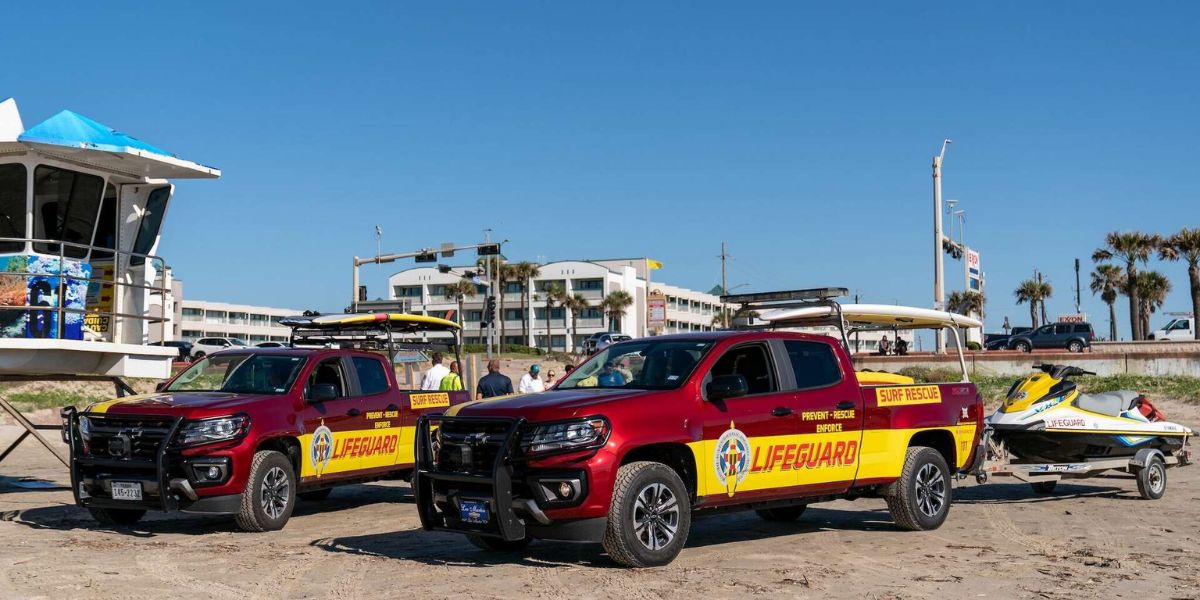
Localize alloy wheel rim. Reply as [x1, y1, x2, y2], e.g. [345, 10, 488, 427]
[261, 466, 290, 519]
[632, 482, 680, 551]
[914, 463, 946, 518]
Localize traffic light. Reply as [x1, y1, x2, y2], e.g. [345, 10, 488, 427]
[477, 243, 501, 256]
[357, 285, 367, 302]
[484, 295, 497, 327]
[414, 251, 438, 263]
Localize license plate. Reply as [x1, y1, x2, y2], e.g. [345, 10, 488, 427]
[459, 499, 489, 524]
[110, 481, 143, 501]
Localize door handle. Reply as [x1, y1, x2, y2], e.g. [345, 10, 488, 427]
[386, 404, 399, 411]
[346, 408, 361, 417]
[836, 401, 857, 410]
[771, 406, 793, 417]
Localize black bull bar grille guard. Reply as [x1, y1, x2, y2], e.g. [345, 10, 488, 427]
[61, 406, 186, 512]
[414, 415, 528, 541]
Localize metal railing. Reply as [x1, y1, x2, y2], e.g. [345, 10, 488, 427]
[0, 235, 171, 344]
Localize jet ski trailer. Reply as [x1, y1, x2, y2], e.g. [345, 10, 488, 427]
[970, 428, 1192, 500]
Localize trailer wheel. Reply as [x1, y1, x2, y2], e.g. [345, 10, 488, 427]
[88, 507, 145, 526]
[755, 505, 807, 522]
[1030, 481, 1057, 494]
[466, 534, 532, 552]
[235, 450, 296, 532]
[1136, 456, 1166, 500]
[886, 447, 952, 531]
[602, 461, 692, 567]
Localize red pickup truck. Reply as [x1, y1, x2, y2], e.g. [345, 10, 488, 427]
[415, 292, 985, 567]
[64, 314, 467, 531]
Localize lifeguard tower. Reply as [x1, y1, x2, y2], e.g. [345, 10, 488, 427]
[0, 97, 218, 466]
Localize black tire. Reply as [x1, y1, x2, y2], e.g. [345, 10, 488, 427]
[1013, 341, 1031, 353]
[886, 447, 952, 531]
[755, 505, 807, 522]
[1067, 340, 1084, 353]
[1136, 456, 1167, 500]
[602, 461, 692, 568]
[192, 351, 206, 359]
[88, 507, 145, 526]
[466, 534, 532, 552]
[235, 450, 296, 532]
[298, 488, 333, 501]
[1030, 481, 1057, 494]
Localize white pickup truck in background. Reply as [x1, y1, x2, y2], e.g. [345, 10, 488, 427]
[1149, 316, 1195, 341]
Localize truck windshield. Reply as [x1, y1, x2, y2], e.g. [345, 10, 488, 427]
[167, 354, 307, 394]
[557, 339, 714, 390]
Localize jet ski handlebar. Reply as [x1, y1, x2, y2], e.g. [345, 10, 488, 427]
[1033, 363, 1096, 378]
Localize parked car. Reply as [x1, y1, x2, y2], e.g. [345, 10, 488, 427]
[255, 341, 287, 348]
[414, 296, 984, 567]
[191, 337, 249, 358]
[582, 332, 632, 354]
[1149, 317, 1194, 341]
[157, 340, 194, 362]
[63, 315, 468, 531]
[1007, 322, 1094, 352]
[984, 327, 1031, 350]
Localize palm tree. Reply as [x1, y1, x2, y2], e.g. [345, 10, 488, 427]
[443, 279, 478, 328]
[1134, 271, 1171, 340]
[946, 290, 985, 318]
[1014, 278, 1052, 328]
[600, 290, 634, 332]
[1093, 231, 1161, 340]
[534, 282, 565, 355]
[1159, 228, 1200, 340]
[511, 261, 541, 346]
[563, 293, 592, 354]
[1090, 264, 1124, 341]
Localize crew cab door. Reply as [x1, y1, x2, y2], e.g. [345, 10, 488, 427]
[299, 357, 364, 483]
[697, 341, 802, 504]
[777, 339, 863, 495]
[346, 355, 407, 469]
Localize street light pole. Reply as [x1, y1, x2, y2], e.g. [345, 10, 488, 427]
[933, 139, 952, 353]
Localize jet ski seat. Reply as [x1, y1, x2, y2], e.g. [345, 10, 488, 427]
[1075, 390, 1142, 417]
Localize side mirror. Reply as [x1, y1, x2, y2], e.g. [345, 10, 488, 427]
[706, 374, 749, 402]
[155, 382, 168, 392]
[309, 383, 339, 402]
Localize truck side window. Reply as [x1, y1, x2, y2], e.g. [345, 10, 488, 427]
[308, 359, 347, 399]
[352, 357, 389, 395]
[783, 340, 842, 390]
[709, 344, 776, 395]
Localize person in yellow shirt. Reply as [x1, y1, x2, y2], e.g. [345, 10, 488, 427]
[439, 360, 464, 391]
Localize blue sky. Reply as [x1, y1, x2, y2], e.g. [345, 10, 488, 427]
[4, 2, 1198, 338]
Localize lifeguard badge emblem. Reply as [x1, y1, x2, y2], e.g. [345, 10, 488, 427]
[714, 421, 750, 497]
[310, 422, 334, 479]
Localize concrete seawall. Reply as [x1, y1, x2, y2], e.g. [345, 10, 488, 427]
[854, 349, 1200, 377]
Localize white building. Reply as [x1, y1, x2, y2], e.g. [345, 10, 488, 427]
[177, 299, 302, 344]
[386, 258, 725, 351]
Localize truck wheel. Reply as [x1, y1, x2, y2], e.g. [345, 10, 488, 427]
[602, 461, 691, 568]
[755, 505, 807, 522]
[886, 447, 952, 531]
[1030, 481, 1057, 494]
[235, 450, 296, 532]
[1067, 340, 1083, 353]
[1136, 456, 1166, 500]
[298, 488, 333, 501]
[88, 507, 145, 526]
[466, 534, 532, 552]
[1013, 341, 1031, 353]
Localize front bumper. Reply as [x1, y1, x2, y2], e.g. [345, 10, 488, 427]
[413, 416, 606, 543]
[62, 407, 243, 514]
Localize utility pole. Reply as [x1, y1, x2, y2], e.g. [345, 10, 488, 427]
[719, 242, 729, 327]
[933, 139, 952, 353]
[1036, 268, 1048, 326]
[483, 228, 494, 359]
[1074, 258, 1082, 314]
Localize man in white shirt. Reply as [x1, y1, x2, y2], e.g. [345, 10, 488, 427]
[518, 364, 545, 394]
[420, 352, 450, 391]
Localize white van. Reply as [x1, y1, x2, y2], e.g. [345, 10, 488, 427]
[1149, 317, 1194, 341]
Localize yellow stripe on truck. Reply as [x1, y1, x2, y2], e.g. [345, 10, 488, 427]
[85, 394, 159, 414]
[688, 425, 979, 498]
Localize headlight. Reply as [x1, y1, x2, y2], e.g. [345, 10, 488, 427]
[78, 415, 92, 441]
[177, 415, 250, 447]
[521, 417, 610, 456]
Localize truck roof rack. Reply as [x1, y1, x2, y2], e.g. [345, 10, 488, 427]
[284, 313, 461, 363]
[720, 287, 848, 307]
